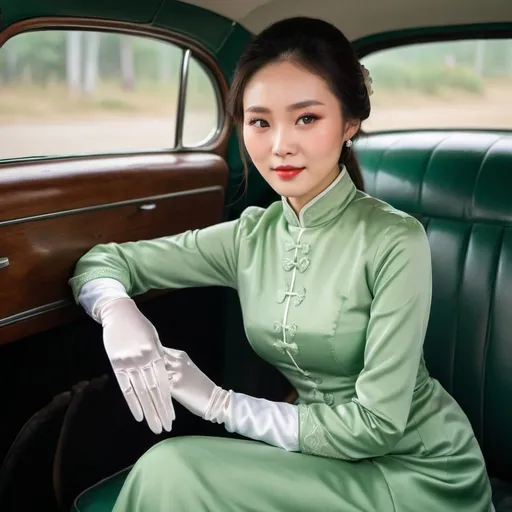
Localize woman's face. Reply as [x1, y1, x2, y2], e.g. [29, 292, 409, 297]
[242, 60, 359, 212]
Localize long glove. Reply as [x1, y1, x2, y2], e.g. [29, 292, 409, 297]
[78, 278, 175, 435]
[163, 347, 299, 451]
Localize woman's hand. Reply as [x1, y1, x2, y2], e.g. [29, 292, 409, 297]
[98, 297, 175, 434]
[163, 347, 229, 421]
[162, 347, 299, 452]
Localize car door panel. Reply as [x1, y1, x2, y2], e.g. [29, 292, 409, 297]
[0, 153, 228, 344]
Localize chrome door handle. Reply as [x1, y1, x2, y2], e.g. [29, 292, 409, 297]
[0, 257, 9, 269]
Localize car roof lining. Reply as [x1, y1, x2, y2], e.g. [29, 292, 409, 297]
[181, 0, 511, 40]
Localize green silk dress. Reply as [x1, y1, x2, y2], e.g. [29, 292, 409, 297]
[69, 170, 494, 512]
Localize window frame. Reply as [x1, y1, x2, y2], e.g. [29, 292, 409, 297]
[354, 22, 512, 61]
[0, 16, 229, 161]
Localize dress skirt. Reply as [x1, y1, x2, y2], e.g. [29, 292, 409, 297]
[112, 436, 395, 512]
[112, 415, 494, 512]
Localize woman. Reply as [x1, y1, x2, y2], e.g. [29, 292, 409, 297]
[69, 17, 494, 512]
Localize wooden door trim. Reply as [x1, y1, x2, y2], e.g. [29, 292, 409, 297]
[0, 299, 71, 328]
[0, 152, 229, 221]
[0, 152, 229, 344]
[0, 185, 223, 227]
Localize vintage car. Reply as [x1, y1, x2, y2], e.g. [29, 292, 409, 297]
[0, 0, 511, 510]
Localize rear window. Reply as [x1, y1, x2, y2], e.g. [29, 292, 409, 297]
[360, 38, 512, 132]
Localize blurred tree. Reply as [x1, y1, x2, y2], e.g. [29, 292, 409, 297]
[120, 37, 134, 90]
[66, 31, 82, 96]
[83, 32, 100, 95]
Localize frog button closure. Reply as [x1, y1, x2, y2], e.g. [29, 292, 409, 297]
[323, 393, 335, 406]
[273, 230, 311, 374]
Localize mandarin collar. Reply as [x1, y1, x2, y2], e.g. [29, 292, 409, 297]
[281, 168, 356, 228]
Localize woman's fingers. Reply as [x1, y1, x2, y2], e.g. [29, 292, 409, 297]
[114, 369, 144, 422]
[129, 369, 163, 434]
[141, 360, 175, 431]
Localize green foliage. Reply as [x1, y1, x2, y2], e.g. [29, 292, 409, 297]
[368, 61, 485, 95]
[362, 38, 512, 96]
[0, 29, 185, 88]
[0, 28, 216, 112]
[95, 98, 138, 111]
[1, 30, 67, 84]
[438, 67, 485, 94]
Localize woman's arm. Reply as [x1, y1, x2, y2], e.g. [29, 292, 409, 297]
[69, 207, 264, 302]
[67, 207, 263, 434]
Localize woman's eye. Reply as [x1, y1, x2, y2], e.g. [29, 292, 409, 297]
[297, 115, 318, 125]
[248, 118, 269, 128]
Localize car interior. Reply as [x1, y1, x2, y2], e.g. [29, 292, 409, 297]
[0, 0, 511, 510]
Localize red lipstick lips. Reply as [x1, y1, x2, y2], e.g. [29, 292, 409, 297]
[274, 165, 304, 180]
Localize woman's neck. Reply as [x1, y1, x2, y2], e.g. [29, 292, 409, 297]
[287, 166, 341, 215]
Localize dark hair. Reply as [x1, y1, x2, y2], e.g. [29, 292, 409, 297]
[227, 16, 371, 192]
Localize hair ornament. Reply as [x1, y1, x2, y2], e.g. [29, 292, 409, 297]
[361, 64, 374, 96]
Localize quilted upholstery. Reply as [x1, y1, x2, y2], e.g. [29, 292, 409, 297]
[358, 130, 512, 487]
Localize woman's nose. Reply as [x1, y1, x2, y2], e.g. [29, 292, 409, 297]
[272, 127, 298, 157]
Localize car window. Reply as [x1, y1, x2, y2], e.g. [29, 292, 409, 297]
[0, 29, 221, 160]
[360, 38, 512, 132]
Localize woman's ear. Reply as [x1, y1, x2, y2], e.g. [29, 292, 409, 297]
[343, 119, 361, 144]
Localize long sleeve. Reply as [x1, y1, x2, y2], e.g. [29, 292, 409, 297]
[69, 207, 263, 302]
[298, 216, 432, 461]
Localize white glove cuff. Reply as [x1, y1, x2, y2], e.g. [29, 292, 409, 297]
[223, 391, 299, 452]
[78, 277, 130, 322]
[204, 385, 230, 423]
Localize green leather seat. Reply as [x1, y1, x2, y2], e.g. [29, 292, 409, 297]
[73, 468, 130, 512]
[359, 130, 512, 510]
[73, 130, 512, 511]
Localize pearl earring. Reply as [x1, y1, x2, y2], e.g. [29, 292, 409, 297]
[346, 139, 353, 148]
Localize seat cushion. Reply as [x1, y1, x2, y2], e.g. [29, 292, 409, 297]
[72, 467, 130, 512]
[492, 478, 512, 512]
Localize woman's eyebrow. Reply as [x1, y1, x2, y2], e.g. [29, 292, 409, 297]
[245, 100, 324, 113]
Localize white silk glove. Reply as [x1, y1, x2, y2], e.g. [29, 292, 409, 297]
[78, 277, 130, 323]
[162, 347, 229, 421]
[78, 278, 175, 435]
[163, 348, 299, 451]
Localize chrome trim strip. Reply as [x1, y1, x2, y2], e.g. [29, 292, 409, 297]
[0, 299, 72, 328]
[175, 48, 191, 150]
[0, 185, 223, 227]
[182, 50, 225, 149]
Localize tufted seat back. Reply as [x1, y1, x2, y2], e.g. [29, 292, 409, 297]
[358, 131, 512, 483]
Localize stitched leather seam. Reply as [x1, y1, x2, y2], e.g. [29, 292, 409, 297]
[419, 133, 453, 211]
[469, 135, 506, 219]
[480, 226, 506, 451]
[450, 223, 473, 393]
